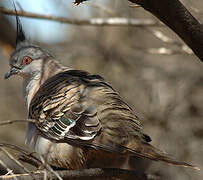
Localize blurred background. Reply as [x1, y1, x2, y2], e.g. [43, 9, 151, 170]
[0, 0, 202, 179]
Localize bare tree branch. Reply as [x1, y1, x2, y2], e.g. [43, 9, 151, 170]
[0, 7, 162, 27]
[0, 142, 163, 180]
[86, 2, 116, 15]
[1, 5, 192, 56]
[0, 147, 36, 180]
[137, 47, 193, 55]
[0, 119, 35, 126]
[141, 28, 193, 55]
[74, 0, 203, 62]
[0, 143, 41, 167]
[39, 155, 63, 180]
[0, 160, 18, 180]
[0, 168, 162, 180]
[128, 0, 203, 62]
[18, 154, 41, 168]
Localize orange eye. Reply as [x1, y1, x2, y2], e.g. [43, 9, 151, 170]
[23, 56, 32, 65]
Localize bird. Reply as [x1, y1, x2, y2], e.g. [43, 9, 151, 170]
[4, 13, 198, 171]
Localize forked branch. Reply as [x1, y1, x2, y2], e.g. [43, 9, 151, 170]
[74, 0, 203, 62]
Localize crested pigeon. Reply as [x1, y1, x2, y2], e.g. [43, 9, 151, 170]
[4, 13, 198, 171]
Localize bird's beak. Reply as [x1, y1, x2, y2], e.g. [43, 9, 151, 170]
[4, 67, 19, 79]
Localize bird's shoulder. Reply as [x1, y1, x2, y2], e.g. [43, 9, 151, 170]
[29, 69, 114, 115]
[29, 69, 112, 141]
[29, 69, 146, 149]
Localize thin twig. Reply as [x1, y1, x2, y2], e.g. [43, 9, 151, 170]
[0, 7, 163, 27]
[146, 47, 193, 55]
[0, 160, 18, 180]
[0, 142, 40, 176]
[129, 3, 141, 8]
[0, 119, 35, 126]
[144, 28, 181, 45]
[40, 155, 63, 180]
[128, 0, 203, 62]
[18, 154, 41, 168]
[0, 168, 163, 180]
[0, 143, 31, 156]
[0, 143, 163, 179]
[0, 143, 42, 169]
[86, 2, 116, 15]
[0, 147, 35, 180]
[143, 28, 193, 54]
[134, 46, 193, 55]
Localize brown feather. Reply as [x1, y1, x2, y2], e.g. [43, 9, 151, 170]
[29, 69, 199, 170]
[125, 140, 199, 170]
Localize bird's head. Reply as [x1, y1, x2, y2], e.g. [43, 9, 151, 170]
[5, 11, 52, 80]
[5, 42, 53, 80]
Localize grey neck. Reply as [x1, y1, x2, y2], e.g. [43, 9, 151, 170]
[23, 59, 69, 109]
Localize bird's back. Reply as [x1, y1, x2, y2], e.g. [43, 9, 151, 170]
[29, 69, 146, 145]
[28, 69, 196, 170]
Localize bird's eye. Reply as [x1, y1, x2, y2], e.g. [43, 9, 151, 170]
[23, 56, 32, 65]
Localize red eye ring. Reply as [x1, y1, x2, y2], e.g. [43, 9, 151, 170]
[23, 56, 32, 65]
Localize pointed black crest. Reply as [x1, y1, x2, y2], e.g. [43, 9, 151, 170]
[12, 2, 26, 46]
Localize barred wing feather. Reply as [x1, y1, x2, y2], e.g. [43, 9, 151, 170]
[29, 70, 102, 141]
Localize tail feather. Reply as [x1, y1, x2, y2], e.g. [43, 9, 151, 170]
[70, 138, 199, 170]
[126, 141, 200, 170]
